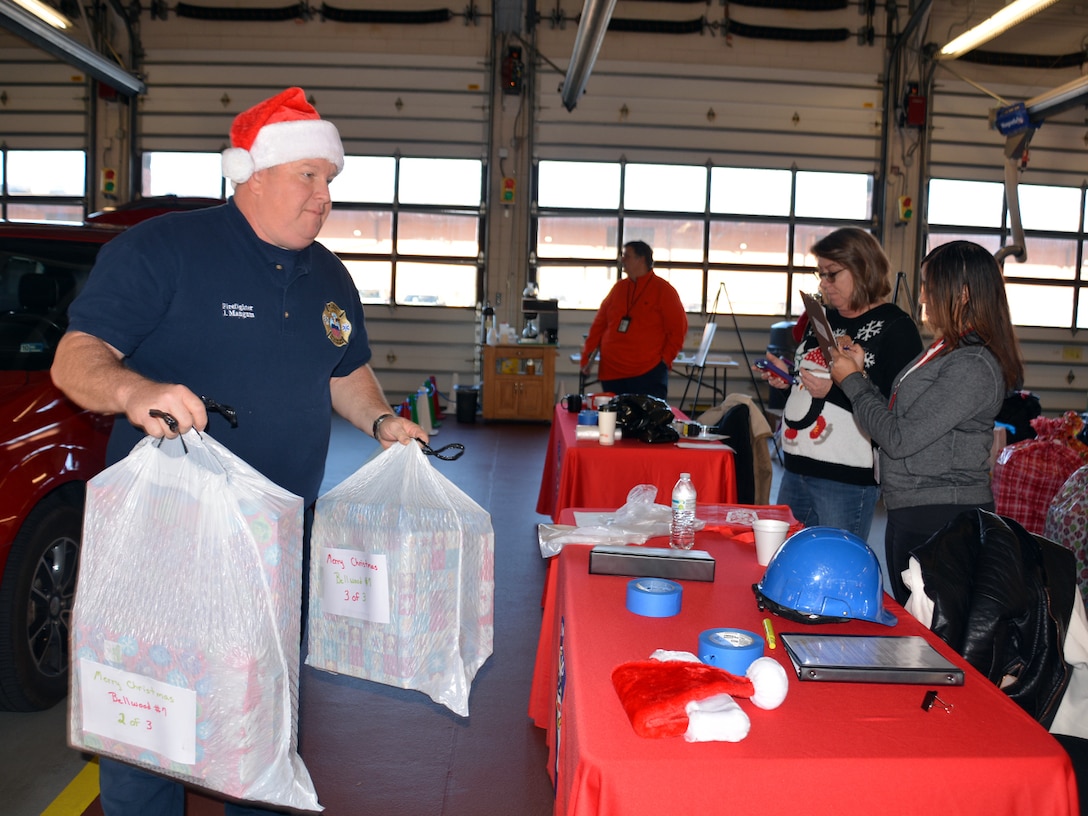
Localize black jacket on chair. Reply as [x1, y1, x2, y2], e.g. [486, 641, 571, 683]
[912, 509, 1076, 728]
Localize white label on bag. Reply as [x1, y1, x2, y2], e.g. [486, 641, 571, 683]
[79, 658, 197, 765]
[321, 548, 391, 623]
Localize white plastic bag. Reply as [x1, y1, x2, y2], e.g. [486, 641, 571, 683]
[537, 484, 704, 557]
[69, 431, 320, 812]
[306, 440, 494, 717]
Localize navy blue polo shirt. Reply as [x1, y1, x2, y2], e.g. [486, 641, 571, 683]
[68, 199, 372, 505]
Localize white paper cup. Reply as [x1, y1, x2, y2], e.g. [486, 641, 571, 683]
[753, 519, 790, 566]
[597, 407, 617, 445]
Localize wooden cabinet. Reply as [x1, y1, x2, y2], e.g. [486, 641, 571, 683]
[482, 344, 557, 421]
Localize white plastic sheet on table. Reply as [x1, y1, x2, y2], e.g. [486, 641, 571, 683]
[306, 440, 494, 717]
[69, 431, 320, 812]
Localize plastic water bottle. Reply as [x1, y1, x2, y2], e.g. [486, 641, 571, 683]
[670, 472, 697, 550]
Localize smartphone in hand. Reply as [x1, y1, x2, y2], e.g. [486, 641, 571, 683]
[755, 358, 798, 384]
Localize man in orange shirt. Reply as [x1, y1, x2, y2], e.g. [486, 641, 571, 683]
[581, 241, 688, 401]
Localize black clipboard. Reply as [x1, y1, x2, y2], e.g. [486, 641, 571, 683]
[799, 291, 837, 365]
[780, 633, 965, 685]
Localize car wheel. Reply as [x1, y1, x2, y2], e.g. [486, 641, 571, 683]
[0, 496, 83, 711]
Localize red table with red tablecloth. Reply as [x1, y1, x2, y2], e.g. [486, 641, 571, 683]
[535, 404, 737, 521]
[528, 522, 1078, 816]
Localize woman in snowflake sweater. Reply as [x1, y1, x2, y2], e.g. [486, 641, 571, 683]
[759, 227, 922, 539]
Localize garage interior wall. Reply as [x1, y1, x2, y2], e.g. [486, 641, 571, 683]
[0, 0, 1086, 414]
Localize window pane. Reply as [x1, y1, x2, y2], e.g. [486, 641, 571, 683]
[7, 150, 84, 196]
[536, 265, 615, 309]
[318, 210, 393, 253]
[142, 152, 222, 197]
[334, 156, 395, 203]
[6, 202, 83, 224]
[399, 158, 481, 206]
[1016, 184, 1083, 233]
[395, 262, 475, 307]
[708, 270, 789, 316]
[623, 218, 705, 263]
[624, 164, 706, 213]
[1001, 236, 1078, 281]
[795, 172, 870, 220]
[537, 216, 617, 259]
[342, 259, 392, 303]
[1006, 281, 1071, 328]
[709, 222, 789, 265]
[927, 232, 1003, 256]
[655, 267, 701, 312]
[397, 212, 479, 257]
[928, 179, 1003, 227]
[538, 161, 619, 209]
[1079, 288, 1088, 330]
[710, 167, 791, 216]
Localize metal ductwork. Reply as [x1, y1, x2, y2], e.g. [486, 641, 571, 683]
[559, 0, 616, 112]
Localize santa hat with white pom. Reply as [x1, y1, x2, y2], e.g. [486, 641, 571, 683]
[611, 651, 789, 742]
[221, 87, 344, 184]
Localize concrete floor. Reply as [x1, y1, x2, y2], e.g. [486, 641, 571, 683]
[0, 412, 890, 816]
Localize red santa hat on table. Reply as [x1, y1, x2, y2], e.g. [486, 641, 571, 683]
[221, 87, 344, 184]
[612, 652, 789, 741]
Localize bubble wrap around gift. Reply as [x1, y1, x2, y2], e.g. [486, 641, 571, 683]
[306, 440, 494, 717]
[69, 432, 320, 812]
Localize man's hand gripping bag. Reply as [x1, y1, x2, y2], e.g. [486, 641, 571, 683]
[306, 440, 494, 717]
[69, 432, 321, 812]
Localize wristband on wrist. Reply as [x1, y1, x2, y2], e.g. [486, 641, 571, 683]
[371, 412, 395, 440]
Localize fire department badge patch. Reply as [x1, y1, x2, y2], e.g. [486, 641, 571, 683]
[322, 302, 352, 347]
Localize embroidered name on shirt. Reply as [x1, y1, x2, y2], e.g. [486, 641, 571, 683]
[223, 302, 255, 319]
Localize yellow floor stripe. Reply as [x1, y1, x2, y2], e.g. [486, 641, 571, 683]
[40, 758, 98, 816]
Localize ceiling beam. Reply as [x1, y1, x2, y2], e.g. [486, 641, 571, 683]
[0, 0, 145, 96]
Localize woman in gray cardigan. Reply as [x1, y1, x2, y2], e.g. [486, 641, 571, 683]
[829, 241, 1024, 603]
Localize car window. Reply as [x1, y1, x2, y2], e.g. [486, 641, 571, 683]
[0, 238, 99, 371]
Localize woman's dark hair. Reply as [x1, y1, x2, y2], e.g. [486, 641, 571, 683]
[810, 227, 891, 313]
[623, 240, 654, 269]
[921, 240, 1024, 390]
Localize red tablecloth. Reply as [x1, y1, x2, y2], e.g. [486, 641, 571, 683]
[528, 530, 1079, 816]
[535, 405, 738, 521]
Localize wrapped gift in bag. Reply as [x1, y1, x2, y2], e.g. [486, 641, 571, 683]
[306, 440, 494, 717]
[69, 431, 320, 812]
[1045, 465, 1088, 601]
[993, 411, 1088, 535]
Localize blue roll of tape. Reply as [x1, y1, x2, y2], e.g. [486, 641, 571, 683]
[626, 578, 682, 617]
[577, 409, 598, 426]
[698, 628, 765, 674]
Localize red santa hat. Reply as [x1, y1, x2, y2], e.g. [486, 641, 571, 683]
[221, 87, 344, 184]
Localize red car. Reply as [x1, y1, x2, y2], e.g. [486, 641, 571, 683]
[0, 197, 220, 710]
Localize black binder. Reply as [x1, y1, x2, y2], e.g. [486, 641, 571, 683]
[780, 633, 965, 685]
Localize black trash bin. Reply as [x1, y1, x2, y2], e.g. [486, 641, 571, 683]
[767, 320, 797, 411]
[455, 384, 479, 423]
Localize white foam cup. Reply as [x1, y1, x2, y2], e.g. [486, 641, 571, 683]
[597, 406, 617, 445]
[753, 519, 790, 566]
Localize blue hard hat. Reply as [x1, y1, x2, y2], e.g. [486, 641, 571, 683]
[752, 526, 897, 626]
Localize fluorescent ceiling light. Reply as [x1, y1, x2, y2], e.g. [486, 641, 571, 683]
[10, 0, 70, 29]
[937, 0, 1062, 60]
[0, 0, 145, 95]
